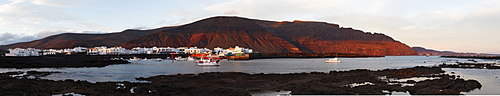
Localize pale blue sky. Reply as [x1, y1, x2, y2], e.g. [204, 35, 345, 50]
[0, 0, 499, 54]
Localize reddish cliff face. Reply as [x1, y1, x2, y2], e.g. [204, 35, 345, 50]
[122, 16, 417, 55]
[0, 16, 417, 55]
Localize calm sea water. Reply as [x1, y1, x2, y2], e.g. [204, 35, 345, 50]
[0, 56, 498, 95]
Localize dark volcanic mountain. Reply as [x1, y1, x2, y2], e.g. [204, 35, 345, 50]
[0, 28, 169, 49]
[1, 16, 417, 55]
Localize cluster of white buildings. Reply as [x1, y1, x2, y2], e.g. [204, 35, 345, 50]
[4, 46, 253, 57]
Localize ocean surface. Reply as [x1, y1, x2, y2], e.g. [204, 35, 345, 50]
[0, 56, 499, 95]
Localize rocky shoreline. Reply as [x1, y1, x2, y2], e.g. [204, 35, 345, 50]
[0, 66, 481, 95]
[441, 55, 500, 59]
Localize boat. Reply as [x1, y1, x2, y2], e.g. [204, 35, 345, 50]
[128, 57, 142, 61]
[175, 56, 188, 61]
[153, 58, 163, 61]
[187, 57, 196, 61]
[165, 57, 173, 60]
[325, 57, 341, 63]
[197, 57, 221, 66]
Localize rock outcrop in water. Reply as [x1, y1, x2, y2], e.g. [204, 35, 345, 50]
[1, 16, 417, 55]
[0, 67, 481, 95]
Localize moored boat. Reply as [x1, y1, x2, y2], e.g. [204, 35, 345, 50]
[197, 57, 221, 66]
[153, 58, 163, 61]
[325, 57, 341, 63]
[175, 56, 188, 61]
[128, 57, 142, 61]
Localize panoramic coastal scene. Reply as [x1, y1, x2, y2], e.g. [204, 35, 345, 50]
[0, 0, 499, 95]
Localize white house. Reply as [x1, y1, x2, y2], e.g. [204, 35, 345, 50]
[87, 46, 108, 55]
[5, 48, 42, 56]
[181, 47, 212, 54]
[131, 47, 157, 54]
[42, 50, 57, 55]
[184, 47, 199, 54]
[71, 47, 88, 53]
[106, 46, 128, 55]
[224, 46, 252, 54]
[154, 47, 180, 54]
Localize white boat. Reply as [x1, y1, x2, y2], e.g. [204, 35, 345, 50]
[153, 58, 163, 61]
[187, 57, 196, 61]
[175, 56, 188, 61]
[197, 57, 221, 66]
[325, 57, 341, 63]
[128, 57, 142, 61]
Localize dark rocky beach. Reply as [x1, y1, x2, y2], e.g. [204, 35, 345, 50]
[0, 66, 481, 95]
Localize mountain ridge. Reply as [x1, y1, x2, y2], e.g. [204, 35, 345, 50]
[1, 16, 417, 55]
[411, 46, 497, 56]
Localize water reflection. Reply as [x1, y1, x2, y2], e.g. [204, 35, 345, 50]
[0, 56, 498, 94]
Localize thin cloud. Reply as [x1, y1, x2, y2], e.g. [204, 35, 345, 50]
[223, 10, 238, 15]
[30, 0, 91, 7]
[0, 32, 36, 45]
[0, 0, 110, 34]
[0, 30, 107, 45]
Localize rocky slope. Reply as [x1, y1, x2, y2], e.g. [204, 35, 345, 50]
[0, 28, 167, 49]
[1, 16, 417, 55]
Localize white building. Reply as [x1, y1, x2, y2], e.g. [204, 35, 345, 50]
[131, 47, 154, 54]
[87, 46, 108, 55]
[211, 46, 253, 56]
[181, 47, 212, 54]
[106, 47, 128, 55]
[154, 47, 180, 54]
[42, 50, 57, 55]
[70, 47, 88, 53]
[5, 48, 42, 56]
[224, 46, 253, 54]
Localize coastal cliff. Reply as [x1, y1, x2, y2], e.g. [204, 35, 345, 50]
[0, 16, 416, 56]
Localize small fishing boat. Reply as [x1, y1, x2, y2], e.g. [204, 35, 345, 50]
[187, 57, 196, 61]
[153, 58, 163, 61]
[175, 56, 188, 61]
[197, 57, 221, 66]
[128, 57, 142, 61]
[165, 57, 173, 60]
[325, 57, 341, 63]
